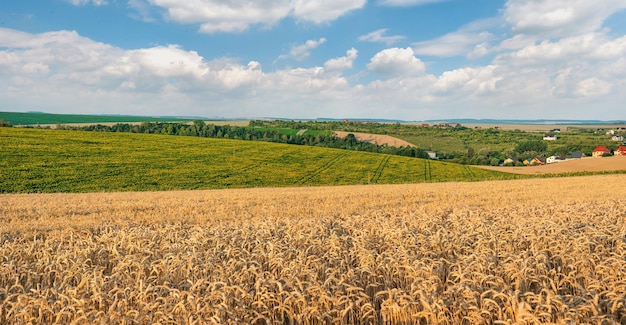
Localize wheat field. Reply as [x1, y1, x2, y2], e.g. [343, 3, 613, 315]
[1, 175, 626, 324]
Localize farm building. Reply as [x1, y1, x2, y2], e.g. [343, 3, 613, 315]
[592, 146, 611, 157]
[523, 157, 545, 166]
[503, 158, 519, 165]
[546, 156, 565, 164]
[566, 151, 585, 159]
[426, 151, 438, 160]
[615, 146, 626, 156]
[543, 134, 557, 141]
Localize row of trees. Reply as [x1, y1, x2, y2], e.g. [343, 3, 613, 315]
[56, 121, 431, 159]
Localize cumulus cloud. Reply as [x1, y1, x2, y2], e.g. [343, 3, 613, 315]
[290, 0, 366, 24]
[0, 28, 362, 117]
[324, 48, 358, 72]
[358, 29, 405, 45]
[3, 13, 626, 120]
[504, 0, 626, 38]
[496, 32, 626, 67]
[289, 38, 327, 60]
[147, 0, 365, 33]
[367, 47, 425, 77]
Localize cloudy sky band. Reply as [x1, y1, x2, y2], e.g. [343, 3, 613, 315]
[1, 0, 625, 120]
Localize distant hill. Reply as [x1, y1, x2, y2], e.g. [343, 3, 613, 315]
[424, 118, 626, 125]
[0, 111, 204, 125]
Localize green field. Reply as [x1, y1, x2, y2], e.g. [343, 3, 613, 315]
[0, 111, 197, 125]
[0, 128, 523, 193]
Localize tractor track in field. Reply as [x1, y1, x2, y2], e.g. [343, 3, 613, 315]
[297, 154, 347, 185]
[463, 165, 475, 178]
[371, 156, 390, 184]
[424, 160, 432, 181]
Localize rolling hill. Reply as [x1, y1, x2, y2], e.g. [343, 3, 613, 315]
[0, 127, 521, 193]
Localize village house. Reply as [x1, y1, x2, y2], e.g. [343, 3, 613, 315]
[592, 145, 611, 157]
[543, 134, 557, 141]
[606, 129, 615, 135]
[426, 151, 438, 160]
[550, 128, 561, 133]
[614, 145, 626, 156]
[503, 158, 519, 165]
[612, 135, 624, 142]
[546, 155, 565, 164]
[566, 151, 585, 159]
[523, 157, 545, 166]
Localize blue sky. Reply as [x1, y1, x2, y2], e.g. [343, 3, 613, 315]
[1, 0, 626, 120]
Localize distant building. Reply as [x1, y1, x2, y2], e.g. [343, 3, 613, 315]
[546, 156, 565, 164]
[566, 151, 585, 159]
[550, 128, 561, 133]
[426, 151, 438, 160]
[592, 146, 611, 157]
[523, 157, 545, 166]
[503, 158, 519, 165]
[543, 134, 557, 141]
[612, 135, 624, 142]
[614, 146, 626, 156]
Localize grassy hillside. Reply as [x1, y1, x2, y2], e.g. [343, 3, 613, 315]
[0, 128, 521, 193]
[0, 111, 195, 125]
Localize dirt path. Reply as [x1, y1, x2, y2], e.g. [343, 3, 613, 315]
[334, 131, 414, 147]
[476, 155, 626, 174]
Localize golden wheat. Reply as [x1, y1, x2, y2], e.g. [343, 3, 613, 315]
[1, 175, 626, 324]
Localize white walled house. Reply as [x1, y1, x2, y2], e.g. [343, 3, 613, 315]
[543, 134, 557, 141]
[546, 156, 564, 164]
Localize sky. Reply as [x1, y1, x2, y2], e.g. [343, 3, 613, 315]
[1, 0, 626, 121]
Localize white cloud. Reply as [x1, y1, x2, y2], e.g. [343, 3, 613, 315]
[412, 19, 499, 58]
[291, 0, 366, 24]
[147, 0, 365, 33]
[573, 78, 612, 97]
[324, 48, 358, 72]
[367, 47, 425, 77]
[497, 32, 626, 66]
[2, 24, 626, 120]
[504, 0, 626, 38]
[289, 38, 327, 60]
[66, 0, 108, 5]
[378, 0, 452, 6]
[358, 29, 405, 45]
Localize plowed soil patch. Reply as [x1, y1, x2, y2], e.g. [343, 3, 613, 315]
[334, 131, 414, 147]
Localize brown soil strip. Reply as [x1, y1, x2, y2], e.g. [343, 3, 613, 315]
[476, 155, 626, 174]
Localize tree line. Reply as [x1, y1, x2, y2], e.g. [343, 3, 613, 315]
[55, 121, 431, 159]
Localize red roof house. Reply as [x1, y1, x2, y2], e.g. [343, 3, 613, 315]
[614, 146, 626, 156]
[592, 145, 611, 157]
